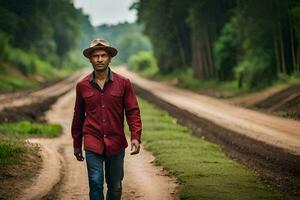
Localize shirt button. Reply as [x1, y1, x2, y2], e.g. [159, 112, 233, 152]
[102, 105, 105, 108]
[102, 119, 105, 122]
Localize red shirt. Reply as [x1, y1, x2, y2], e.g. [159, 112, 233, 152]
[71, 69, 142, 156]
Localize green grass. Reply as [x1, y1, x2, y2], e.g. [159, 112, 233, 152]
[0, 63, 38, 92]
[131, 97, 282, 199]
[0, 120, 62, 168]
[0, 58, 74, 93]
[0, 135, 27, 165]
[0, 74, 37, 92]
[0, 120, 63, 138]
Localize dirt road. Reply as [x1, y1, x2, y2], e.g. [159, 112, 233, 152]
[0, 72, 81, 111]
[115, 66, 300, 156]
[114, 66, 300, 198]
[21, 74, 177, 200]
[10, 66, 300, 199]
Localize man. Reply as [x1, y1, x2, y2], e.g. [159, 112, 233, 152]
[71, 39, 142, 200]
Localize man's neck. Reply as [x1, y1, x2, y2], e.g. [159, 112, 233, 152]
[94, 68, 109, 81]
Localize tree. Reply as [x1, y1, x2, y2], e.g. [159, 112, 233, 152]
[135, 0, 192, 73]
[188, 0, 235, 80]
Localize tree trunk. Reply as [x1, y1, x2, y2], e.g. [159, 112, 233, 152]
[288, 11, 297, 73]
[192, 32, 204, 79]
[204, 27, 215, 79]
[279, 23, 287, 74]
[175, 26, 187, 68]
[274, 35, 281, 75]
[297, 44, 300, 73]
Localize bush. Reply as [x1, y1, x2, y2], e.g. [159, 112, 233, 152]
[214, 17, 240, 81]
[0, 36, 58, 79]
[128, 51, 158, 77]
[116, 32, 152, 64]
[235, 53, 275, 89]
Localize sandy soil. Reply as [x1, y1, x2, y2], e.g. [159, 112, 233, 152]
[19, 75, 177, 200]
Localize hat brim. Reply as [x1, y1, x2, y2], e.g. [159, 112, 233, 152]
[83, 46, 118, 58]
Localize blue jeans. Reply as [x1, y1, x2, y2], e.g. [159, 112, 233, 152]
[85, 149, 125, 200]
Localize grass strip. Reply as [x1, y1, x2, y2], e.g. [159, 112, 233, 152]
[135, 97, 282, 200]
[0, 120, 62, 175]
[0, 135, 27, 165]
[0, 120, 62, 138]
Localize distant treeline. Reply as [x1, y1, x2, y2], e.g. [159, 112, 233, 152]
[0, 0, 92, 75]
[133, 0, 300, 89]
[91, 23, 152, 64]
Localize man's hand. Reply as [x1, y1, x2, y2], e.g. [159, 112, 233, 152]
[130, 139, 140, 155]
[74, 148, 84, 161]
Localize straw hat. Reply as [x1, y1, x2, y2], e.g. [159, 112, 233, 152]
[83, 39, 118, 58]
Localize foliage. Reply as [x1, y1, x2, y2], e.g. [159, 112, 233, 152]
[214, 16, 240, 81]
[0, 72, 37, 92]
[128, 51, 158, 76]
[0, 33, 58, 79]
[0, 0, 92, 92]
[235, 52, 275, 89]
[135, 0, 192, 73]
[93, 22, 152, 64]
[0, 0, 86, 65]
[116, 32, 152, 63]
[134, 0, 300, 89]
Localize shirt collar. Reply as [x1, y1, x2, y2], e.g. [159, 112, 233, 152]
[89, 67, 113, 83]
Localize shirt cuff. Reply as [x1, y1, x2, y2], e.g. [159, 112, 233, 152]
[73, 139, 82, 149]
[131, 132, 141, 144]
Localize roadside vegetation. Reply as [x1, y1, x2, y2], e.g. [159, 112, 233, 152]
[128, 52, 300, 98]
[0, 121, 62, 177]
[0, 0, 90, 93]
[0, 134, 27, 166]
[0, 121, 62, 138]
[131, 0, 300, 92]
[129, 97, 282, 199]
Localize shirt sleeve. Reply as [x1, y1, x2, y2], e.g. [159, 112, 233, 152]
[124, 78, 142, 143]
[71, 83, 85, 149]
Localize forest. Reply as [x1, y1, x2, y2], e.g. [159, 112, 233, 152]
[133, 0, 300, 89]
[0, 0, 152, 92]
[0, 0, 93, 91]
[1, 0, 300, 92]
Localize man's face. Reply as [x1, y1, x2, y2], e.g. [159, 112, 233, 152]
[89, 49, 111, 72]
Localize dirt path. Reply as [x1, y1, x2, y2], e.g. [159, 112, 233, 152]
[123, 145, 177, 200]
[115, 66, 300, 156]
[0, 71, 82, 111]
[223, 84, 290, 106]
[21, 73, 177, 199]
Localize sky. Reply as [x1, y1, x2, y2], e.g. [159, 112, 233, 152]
[73, 0, 137, 26]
